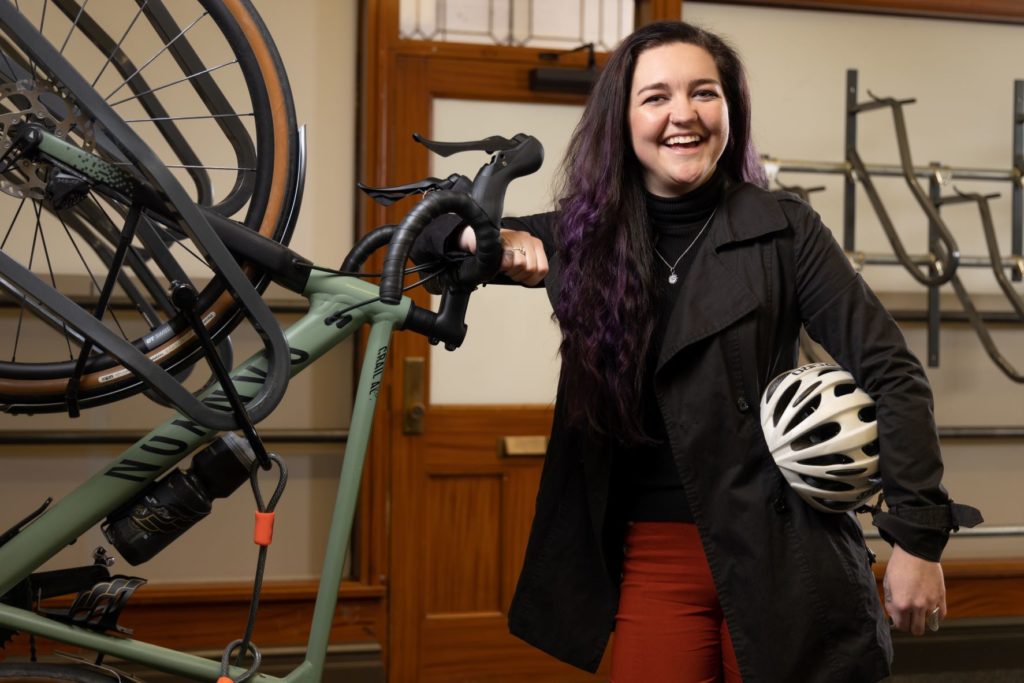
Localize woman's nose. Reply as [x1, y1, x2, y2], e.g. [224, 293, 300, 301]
[668, 98, 696, 126]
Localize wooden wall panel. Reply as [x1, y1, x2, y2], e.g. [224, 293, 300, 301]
[704, 0, 1024, 23]
[425, 475, 503, 614]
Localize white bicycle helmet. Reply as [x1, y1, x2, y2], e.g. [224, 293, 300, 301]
[760, 362, 881, 513]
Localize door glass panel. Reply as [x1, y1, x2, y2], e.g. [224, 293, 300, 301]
[429, 99, 583, 405]
[400, 0, 634, 50]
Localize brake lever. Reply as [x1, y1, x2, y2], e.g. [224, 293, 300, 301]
[357, 173, 471, 206]
[413, 132, 519, 157]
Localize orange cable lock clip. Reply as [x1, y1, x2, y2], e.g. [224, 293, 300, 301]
[254, 511, 275, 547]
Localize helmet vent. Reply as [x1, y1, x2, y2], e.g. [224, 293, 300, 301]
[784, 394, 822, 436]
[773, 381, 802, 426]
[858, 406, 876, 422]
[834, 382, 856, 397]
[801, 475, 854, 492]
[802, 454, 854, 466]
[794, 380, 822, 407]
[792, 420, 840, 449]
[830, 467, 868, 477]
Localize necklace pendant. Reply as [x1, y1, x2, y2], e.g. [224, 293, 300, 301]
[668, 272, 679, 285]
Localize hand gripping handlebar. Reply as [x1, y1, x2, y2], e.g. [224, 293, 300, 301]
[379, 190, 501, 304]
[362, 133, 544, 351]
[376, 132, 544, 303]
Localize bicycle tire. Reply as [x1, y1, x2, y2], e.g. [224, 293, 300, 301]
[0, 0, 299, 413]
[0, 663, 128, 682]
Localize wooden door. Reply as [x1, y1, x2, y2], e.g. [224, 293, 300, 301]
[374, 52, 605, 683]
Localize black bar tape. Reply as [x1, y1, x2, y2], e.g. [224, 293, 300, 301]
[380, 191, 499, 304]
[341, 224, 396, 274]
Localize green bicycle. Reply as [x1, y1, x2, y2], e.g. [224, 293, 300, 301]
[0, 1, 544, 680]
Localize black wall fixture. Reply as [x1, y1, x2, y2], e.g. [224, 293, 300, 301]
[529, 43, 598, 94]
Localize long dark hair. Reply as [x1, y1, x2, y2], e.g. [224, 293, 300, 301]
[554, 21, 765, 443]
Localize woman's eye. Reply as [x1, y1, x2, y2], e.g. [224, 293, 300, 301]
[693, 89, 719, 100]
[642, 94, 666, 104]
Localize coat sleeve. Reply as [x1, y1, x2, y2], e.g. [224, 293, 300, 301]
[785, 196, 980, 561]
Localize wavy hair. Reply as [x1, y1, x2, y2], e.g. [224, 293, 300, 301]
[554, 21, 766, 443]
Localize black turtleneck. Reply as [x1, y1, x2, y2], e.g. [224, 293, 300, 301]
[618, 169, 726, 523]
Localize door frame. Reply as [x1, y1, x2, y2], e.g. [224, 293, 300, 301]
[356, 2, 676, 679]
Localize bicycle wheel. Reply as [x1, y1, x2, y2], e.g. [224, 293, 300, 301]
[0, 0, 299, 413]
[0, 663, 128, 682]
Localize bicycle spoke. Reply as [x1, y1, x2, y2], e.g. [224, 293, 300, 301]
[1, 197, 27, 249]
[172, 236, 211, 269]
[137, 163, 255, 171]
[123, 112, 254, 123]
[10, 291, 28, 362]
[58, 0, 88, 54]
[33, 200, 76, 359]
[11, 199, 45, 364]
[57, 202, 129, 339]
[0, 43, 18, 80]
[12, 0, 41, 79]
[39, 0, 48, 36]
[105, 10, 209, 101]
[107, 59, 238, 108]
[91, 0, 149, 87]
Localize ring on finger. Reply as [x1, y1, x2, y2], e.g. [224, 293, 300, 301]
[927, 606, 941, 632]
[506, 247, 526, 255]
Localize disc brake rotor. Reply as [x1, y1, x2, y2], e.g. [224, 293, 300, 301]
[0, 78, 95, 200]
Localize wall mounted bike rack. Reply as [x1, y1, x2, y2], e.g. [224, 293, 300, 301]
[762, 69, 1024, 383]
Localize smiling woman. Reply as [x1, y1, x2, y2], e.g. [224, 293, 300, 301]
[411, 18, 981, 683]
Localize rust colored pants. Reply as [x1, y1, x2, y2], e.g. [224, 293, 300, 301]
[610, 522, 743, 683]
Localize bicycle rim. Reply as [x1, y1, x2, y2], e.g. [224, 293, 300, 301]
[0, 0, 298, 412]
[0, 662, 129, 682]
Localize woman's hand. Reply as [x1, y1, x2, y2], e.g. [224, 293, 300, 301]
[883, 544, 946, 635]
[458, 226, 548, 286]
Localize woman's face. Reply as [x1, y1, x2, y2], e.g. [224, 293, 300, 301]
[628, 42, 729, 197]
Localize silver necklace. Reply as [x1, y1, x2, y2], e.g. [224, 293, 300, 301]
[654, 208, 716, 284]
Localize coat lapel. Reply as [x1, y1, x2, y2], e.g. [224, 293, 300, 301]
[656, 183, 789, 372]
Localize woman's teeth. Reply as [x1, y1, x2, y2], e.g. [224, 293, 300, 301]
[665, 135, 700, 148]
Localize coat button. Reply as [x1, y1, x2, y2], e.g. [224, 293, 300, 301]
[773, 497, 789, 514]
[736, 396, 750, 412]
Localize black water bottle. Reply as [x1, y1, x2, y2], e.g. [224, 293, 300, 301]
[103, 433, 254, 565]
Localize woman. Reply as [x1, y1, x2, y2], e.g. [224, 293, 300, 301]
[413, 21, 979, 683]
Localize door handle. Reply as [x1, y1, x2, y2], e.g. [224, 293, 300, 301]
[403, 356, 426, 435]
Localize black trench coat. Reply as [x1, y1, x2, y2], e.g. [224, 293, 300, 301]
[413, 182, 958, 683]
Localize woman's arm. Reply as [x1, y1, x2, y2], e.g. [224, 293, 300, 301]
[786, 196, 980, 635]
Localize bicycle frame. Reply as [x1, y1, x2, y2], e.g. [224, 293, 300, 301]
[0, 270, 411, 682]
